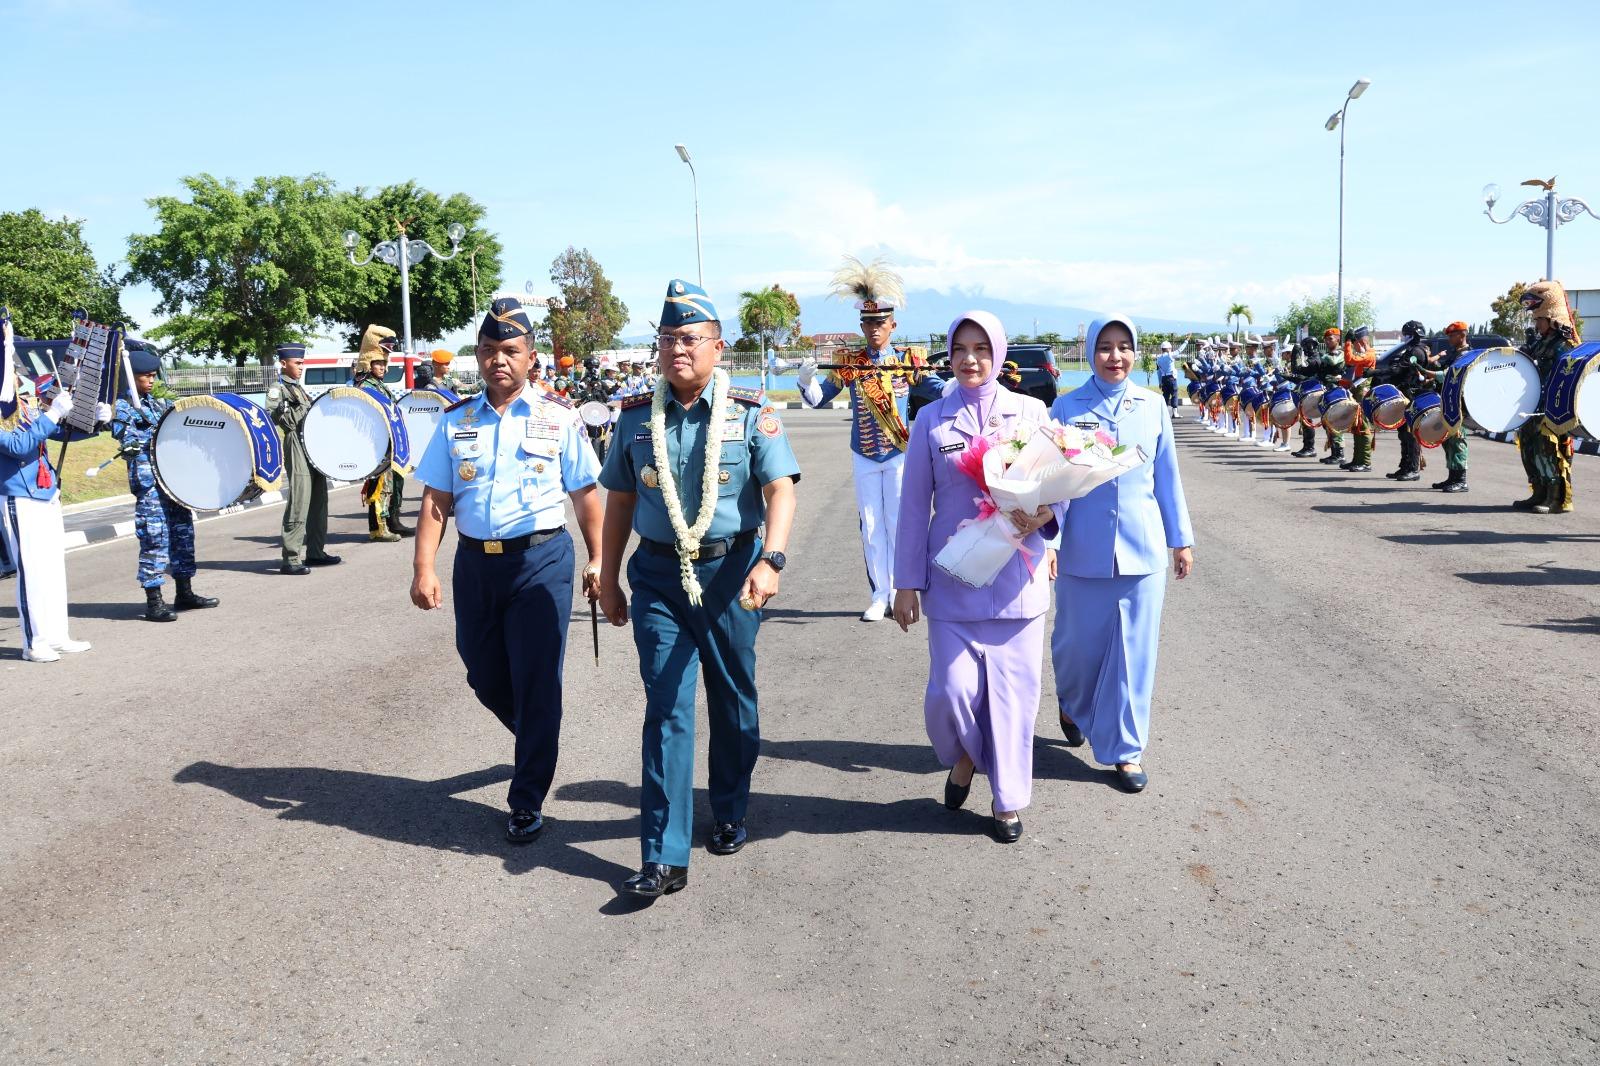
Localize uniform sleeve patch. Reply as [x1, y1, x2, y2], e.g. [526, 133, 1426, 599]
[757, 409, 783, 437]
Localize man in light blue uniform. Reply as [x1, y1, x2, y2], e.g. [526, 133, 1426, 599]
[1156, 341, 1178, 412]
[796, 260, 916, 621]
[1050, 316, 1194, 794]
[598, 280, 800, 900]
[410, 297, 603, 844]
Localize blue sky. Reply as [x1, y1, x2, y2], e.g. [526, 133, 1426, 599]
[7, 0, 1600, 347]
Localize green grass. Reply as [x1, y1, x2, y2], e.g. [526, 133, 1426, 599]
[53, 433, 130, 506]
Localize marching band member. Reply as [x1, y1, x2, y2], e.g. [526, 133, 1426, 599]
[1317, 328, 1347, 465]
[797, 257, 921, 622]
[1515, 281, 1578, 514]
[410, 297, 603, 844]
[112, 351, 220, 622]
[598, 280, 800, 899]
[353, 325, 409, 541]
[1341, 326, 1377, 474]
[1433, 322, 1472, 492]
[428, 349, 457, 392]
[1, 378, 100, 661]
[892, 311, 1054, 844]
[1289, 338, 1322, 457]
[270, 344, 340, 576]
[1381, 321, 1431, 481]
[1050, 316, 1193, 794]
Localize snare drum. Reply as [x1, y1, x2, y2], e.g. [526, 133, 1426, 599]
[1361, 382, 1410, 430]
[1319, 385, 1359, 432]
[394, 387, 459, 474]
[151, 393, 283, 511]
[301, 387, 408, 482]
[1540, 341, 1600, 437]
[1439, 347, 1541, 434]
[1269, 386, 1300, 428]
[578, 401, 611, 429]
[1298, 381, 1326, 426]
[1405, 391, 1449, 447]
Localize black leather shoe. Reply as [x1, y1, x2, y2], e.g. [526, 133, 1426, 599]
[991, 814, 1023, 844]
[1058, 714, 1085, 747]
[305, 554, 342, 567]
[1511, 490, 1542, 510]
[1318, 453, 1342, 465]
[621, 862, 689, 898]
[505, 809, 543, 843]
[1115, 764, 1149, 793]
[708, 820, 747, 855]
[280, 563, 311, 576]
[1347, 463, 1372, 472]
[1290, 447, 1317, 458]
[1394, 470, 1421, 482]
[1432, 477, 1452, 489]
[1442, 479, 1469, 493]
[943, 771, 971, 811]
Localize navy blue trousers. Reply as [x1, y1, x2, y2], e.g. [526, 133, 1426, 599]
[452, 529, 574, 813]
[628, 538, 763, 867]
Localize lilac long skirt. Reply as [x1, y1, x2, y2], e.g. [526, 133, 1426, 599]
[923, 616, 1044, 812]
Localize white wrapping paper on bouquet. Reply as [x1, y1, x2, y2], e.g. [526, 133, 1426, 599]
[933, 426, 1146, 589]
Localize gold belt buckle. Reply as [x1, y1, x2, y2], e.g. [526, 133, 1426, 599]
[686, 546, 700, 561]
[484, 540, 503, 555]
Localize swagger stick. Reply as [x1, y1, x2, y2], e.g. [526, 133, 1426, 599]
[591, 598, 600, 666]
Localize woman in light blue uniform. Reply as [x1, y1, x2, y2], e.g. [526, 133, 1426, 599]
[1050, 316, 1194, 793]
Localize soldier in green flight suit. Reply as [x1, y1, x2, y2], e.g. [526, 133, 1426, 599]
[270, 344, 341, 575]
[1515, 280, 1578, 514]
[1316, 328, 1347, 465]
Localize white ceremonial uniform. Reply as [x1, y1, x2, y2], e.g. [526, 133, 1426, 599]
[0, 398, 84, 660]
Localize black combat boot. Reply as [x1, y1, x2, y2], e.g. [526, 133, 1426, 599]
[174, 576, 219, 610]
[1511, 483, 1543, 510]
[144, 587, 177, 623]
[1319, 440, 1345, 465]
[1442, 472, 1469, 493]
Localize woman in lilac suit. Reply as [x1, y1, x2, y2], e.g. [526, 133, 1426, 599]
[892, 311, 1055, 843]
[1050, 316, 1194, 794]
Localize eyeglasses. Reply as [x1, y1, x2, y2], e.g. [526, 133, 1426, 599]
[654, 334, 715, 352]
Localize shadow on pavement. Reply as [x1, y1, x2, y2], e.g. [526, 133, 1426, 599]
[1514, 615, 1600, 634]
[761, 738, 937, 775]
[1386, 529, 1600, 547]
[1457, 565, 1600, 587]
[1312, 502, 1510, 516]
[172, 760, 636, 887]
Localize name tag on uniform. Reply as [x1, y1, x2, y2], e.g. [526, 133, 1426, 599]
[722, 418, 746, 442]
[526, 420, 561, 441]
[1072, 420, 1100, 430]
[939, 441, 965, 454]
[634, 429, 651, 442]
[452, 430, 478, 440]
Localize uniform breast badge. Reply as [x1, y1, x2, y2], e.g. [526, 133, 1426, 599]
[717, 469, 731, 484]
[641, 465, 659, 489]
[459, 460, 478, 482]
[533, 462, 546, 473]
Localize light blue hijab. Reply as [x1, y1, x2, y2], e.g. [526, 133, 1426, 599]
[1085, 314, 1139, 418]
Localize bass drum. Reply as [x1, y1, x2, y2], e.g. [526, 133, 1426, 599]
[1539, 341, 1600, 437]
[1361, 383, 1410, 430]
[395, 387, 460, 474]
[1298, 381, 1326, 426]
[1439, 347, 1541, 434]
[301, 387, 406, 482]
[151, 393, 283, 511]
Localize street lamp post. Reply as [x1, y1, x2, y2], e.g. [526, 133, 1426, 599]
[1324, 77, 1371, 333]
[1482, 178, 1600, 281]
[343, 221, 466, 357]
[673, 143, 703, 288]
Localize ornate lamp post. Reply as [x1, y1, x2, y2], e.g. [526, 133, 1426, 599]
[343, 221, 466, 356]
[1483, 178, 1599, 281]
[1324, 77, 1371, 333]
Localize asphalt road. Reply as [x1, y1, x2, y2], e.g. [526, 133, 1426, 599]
[3, 406, 1597, 1064]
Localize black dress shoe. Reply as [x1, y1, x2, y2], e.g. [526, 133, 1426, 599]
[943, 771, 972, 811]
[991, 814, 1023, 844]
[1442, 480, 1469, 493]
[280, 563, 311, 576]
[305, 554, 342, 567]
[708, 820, 747, 855]
[1394, 470, 1421, 482]
[505, 809, 543, 843]
[1385, 469, 1403, 479]
[621, 862, 689, 898]
[1058, 714, 1085, 747]
[1347, 463, 1372, 472]
[1115, 764, 1149, 793]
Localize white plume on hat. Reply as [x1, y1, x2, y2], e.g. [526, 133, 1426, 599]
[829, 255, 906, 312]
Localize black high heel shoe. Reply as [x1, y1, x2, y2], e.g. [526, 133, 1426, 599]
[943, 770, 971, 811]
[991, 812, 1023, 843]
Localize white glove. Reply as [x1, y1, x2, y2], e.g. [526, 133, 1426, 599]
[47, 389, 74, 422]
[796, 358, 818, 389]
[96, 402, 113, 423]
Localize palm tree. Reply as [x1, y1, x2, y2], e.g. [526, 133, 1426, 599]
[738, 285, 801, 367]
[1226, 302, 1254, 338]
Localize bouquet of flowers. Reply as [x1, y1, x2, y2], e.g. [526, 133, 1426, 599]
[934, 420, 1146, 588]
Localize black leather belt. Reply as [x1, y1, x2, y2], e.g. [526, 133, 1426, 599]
[460, 528, 566, 555]
[640, 529, 758, 561]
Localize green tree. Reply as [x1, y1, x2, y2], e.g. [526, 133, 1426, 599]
[737, 284, 801, 356]
[1489, 281, 1532, 341]
[1271, 288, 1375, 340]
[1226, 302, 1253, 337]
[544, 248, 628, 359]
[127, 173, 360, 366]
[329, 181, 502, 349]
[0, 209, 131, 336]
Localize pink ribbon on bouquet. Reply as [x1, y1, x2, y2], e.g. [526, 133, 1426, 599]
[955, 494, 1040, 576]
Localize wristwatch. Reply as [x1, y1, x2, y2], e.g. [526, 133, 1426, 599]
[760, 550, 786, 572]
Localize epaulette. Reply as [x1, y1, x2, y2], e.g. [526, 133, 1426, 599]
[727, 385, 764, 407]
[620, 393, 653, 410]
[542, 392, 574, 409]
[444, 396, 475, 413]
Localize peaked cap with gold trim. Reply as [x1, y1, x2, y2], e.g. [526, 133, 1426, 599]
[660, 279, 719, 327]
[480, 296, 534, 341]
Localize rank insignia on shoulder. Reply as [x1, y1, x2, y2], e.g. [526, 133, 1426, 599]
[620, 393, 653, 410]
[445, 396, 476, 413]
[728, 385, 765, 407]
[542, 393, 574, 410]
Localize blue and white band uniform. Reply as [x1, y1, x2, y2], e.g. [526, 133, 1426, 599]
[1, 403, 73, 655]
[413, 383, 601, 538]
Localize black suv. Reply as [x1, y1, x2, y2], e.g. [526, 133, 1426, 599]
[1371, 332, 1512, 378]
[909, 342, 1060, 418]
[12, 335, 164, 381]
